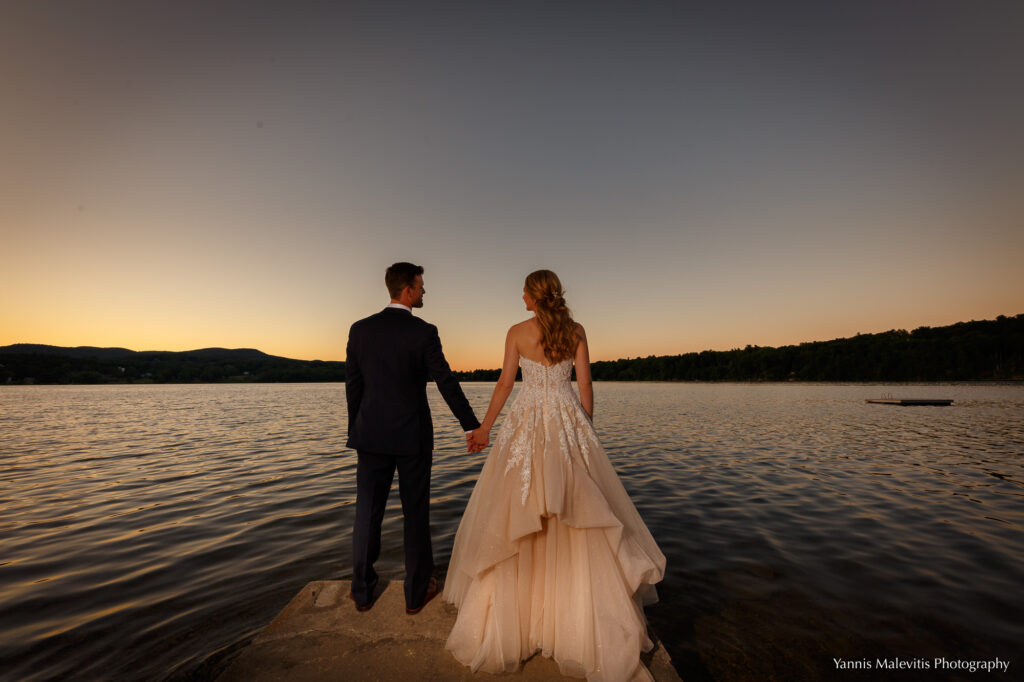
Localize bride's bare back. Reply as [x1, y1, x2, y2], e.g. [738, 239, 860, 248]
[508, 317, 583, 366]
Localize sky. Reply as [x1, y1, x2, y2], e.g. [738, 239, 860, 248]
[2, 1, 1022, 370]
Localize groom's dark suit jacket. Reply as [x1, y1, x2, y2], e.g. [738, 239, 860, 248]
[345, 307, 479, 456]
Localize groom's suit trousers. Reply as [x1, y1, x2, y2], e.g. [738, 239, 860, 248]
[351, 449, 433, 609]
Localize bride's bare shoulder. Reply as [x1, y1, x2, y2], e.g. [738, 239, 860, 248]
[508, 318, 539, 334]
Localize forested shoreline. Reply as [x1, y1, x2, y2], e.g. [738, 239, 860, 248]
[589, 314, 1023, 382]
[2, 314, 1021, 385]
[457, 314, 1024, 382]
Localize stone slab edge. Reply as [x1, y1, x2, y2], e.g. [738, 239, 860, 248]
[218, 580, 682, 682]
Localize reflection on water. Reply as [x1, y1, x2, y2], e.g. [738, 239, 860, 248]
[1, 383, 1022, 680]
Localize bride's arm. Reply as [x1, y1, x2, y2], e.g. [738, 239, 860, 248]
[574, 324, 593, 420]
[470, 327, 520, 447]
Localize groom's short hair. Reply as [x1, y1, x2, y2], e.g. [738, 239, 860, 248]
[386, 262, 424, 299]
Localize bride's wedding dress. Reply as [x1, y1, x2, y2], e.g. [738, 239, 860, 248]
[444, 356, 666, 681]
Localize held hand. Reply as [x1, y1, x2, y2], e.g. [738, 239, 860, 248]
[465, 431, 486, 454]
[469, 426, 490, 452]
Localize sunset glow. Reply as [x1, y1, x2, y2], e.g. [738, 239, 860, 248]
[3, 3, 1022, 370]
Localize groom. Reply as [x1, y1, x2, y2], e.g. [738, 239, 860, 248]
[345, 262, 482, 614]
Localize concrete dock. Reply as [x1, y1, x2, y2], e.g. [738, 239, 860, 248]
[218, 579, 682, 681]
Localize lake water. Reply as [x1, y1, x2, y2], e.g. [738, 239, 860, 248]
[1, 382, 1021, 681]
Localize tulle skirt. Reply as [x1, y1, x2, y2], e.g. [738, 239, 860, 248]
[444, 396, 666, 681]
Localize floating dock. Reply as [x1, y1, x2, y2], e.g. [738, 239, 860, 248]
[866, 399, 953, 406]
[217, 579, 682, 681]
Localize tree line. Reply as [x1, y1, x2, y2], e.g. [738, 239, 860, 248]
[453, 314, 1023, 382]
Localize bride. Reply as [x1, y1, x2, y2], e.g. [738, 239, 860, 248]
[443, 270, 666, 681]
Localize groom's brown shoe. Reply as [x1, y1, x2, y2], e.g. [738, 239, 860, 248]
[348, 590, 373, 613]
[405, 577, 438, 615]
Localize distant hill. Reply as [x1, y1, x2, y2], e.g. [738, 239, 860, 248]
[0, 344, 281, 360]
[0, 345, 344, 384]
[453, 313, 1024, 382]
[1, 344, 139, 359]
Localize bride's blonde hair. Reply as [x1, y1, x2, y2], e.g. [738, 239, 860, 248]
[526, 269, 578, 363]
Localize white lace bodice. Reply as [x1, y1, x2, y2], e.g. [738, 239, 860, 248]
[495, 355, 596, 503]
[517, 356, 575, 402]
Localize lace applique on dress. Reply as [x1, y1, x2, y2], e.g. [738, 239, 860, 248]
[498, 398, 534, 503]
